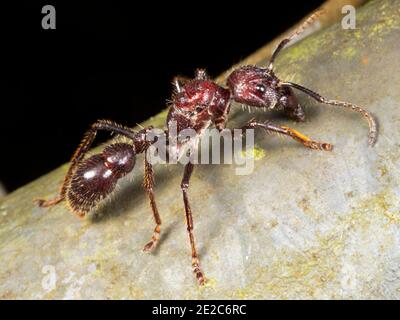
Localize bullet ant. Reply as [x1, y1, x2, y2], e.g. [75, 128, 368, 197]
[36, 11, 377, 286]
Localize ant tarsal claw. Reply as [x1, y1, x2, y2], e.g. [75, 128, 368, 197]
[142, 241, 156, 253]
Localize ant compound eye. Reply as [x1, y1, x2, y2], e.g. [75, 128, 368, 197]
[256, 84, 266, 93]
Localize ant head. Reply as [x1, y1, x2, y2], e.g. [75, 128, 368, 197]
[227, 66, 279, 108]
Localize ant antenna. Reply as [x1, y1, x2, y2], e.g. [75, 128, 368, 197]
[268, 10, 323, 71]
[281, 81, 378, 146]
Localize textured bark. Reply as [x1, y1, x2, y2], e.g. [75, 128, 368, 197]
[1, 0, 400, 299]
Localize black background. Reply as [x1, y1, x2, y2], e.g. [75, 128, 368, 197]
[3, 1, 324, 192]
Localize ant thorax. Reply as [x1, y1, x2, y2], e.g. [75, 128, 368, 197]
[165, 78, 231, 161]
[168, 80, 230, 131]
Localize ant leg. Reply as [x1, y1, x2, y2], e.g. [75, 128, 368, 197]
[243, 119, 333, 151]
[35, 120, 137, 208]
[268, 10, 322, 70]
[142, 151, 162, 252]
[35, 194, 64, 207]
[181, 162, 205, 285]
[281, 81, 377, 146]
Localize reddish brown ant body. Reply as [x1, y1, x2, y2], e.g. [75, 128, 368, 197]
[36, 12, 377, 286]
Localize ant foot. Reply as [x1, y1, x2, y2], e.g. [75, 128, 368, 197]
[34, 195, 64, 208]
[193, 259, 206, 286]
[142, 240, 158, 253]
[142, 225, 161, 253]
[304, 140, 334, 151]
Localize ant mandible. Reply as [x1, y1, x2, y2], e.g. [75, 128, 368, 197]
[35, 11, 377, 286]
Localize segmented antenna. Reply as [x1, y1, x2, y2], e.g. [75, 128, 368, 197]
[268, 10, 323, 71]
[282, 81, 378, 146]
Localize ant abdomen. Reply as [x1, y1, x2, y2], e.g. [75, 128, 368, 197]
[66, 143, 136, 216]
